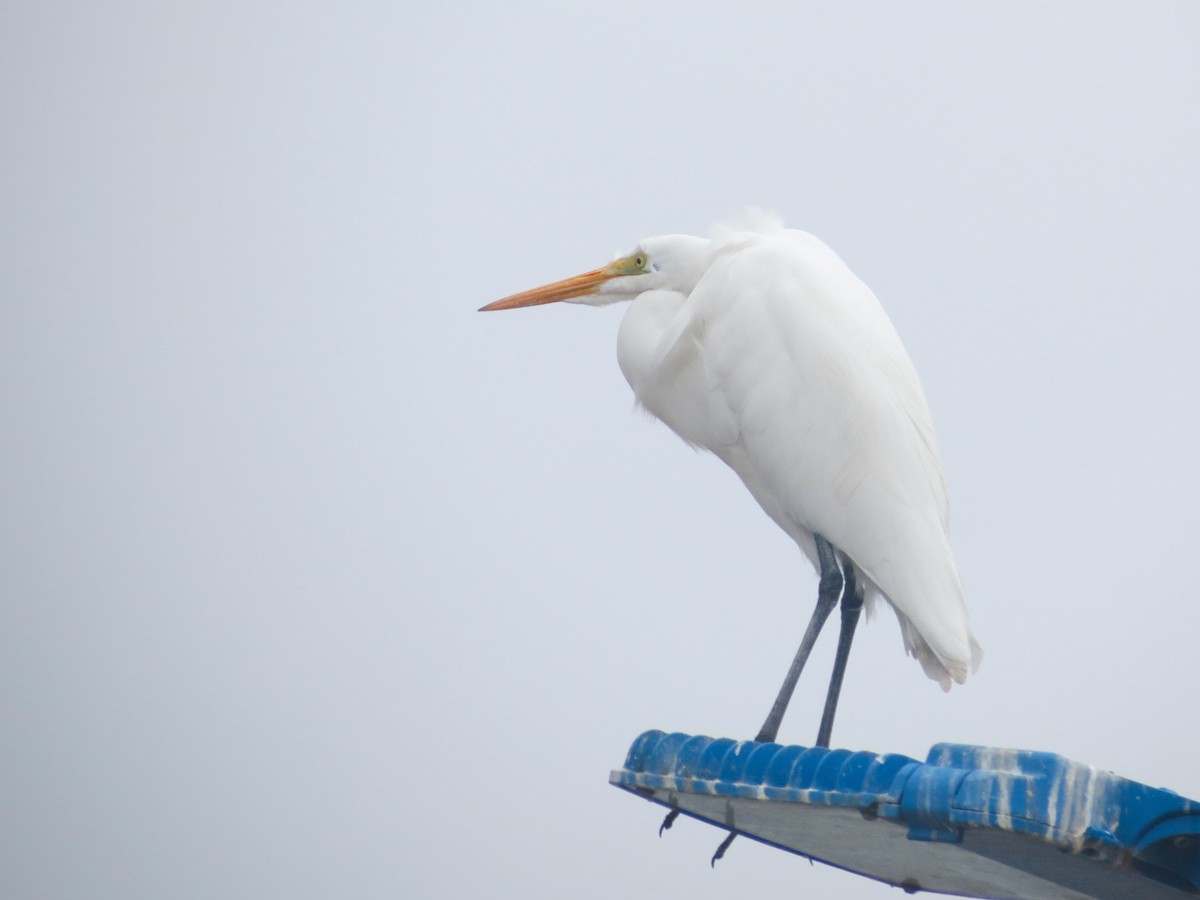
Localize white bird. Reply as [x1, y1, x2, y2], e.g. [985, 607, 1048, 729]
[480, 213, 981, 750]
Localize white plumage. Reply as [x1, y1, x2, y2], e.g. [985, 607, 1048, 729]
[482, 214, 981, 719]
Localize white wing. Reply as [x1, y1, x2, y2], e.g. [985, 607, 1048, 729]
[620, 229, 981, 687]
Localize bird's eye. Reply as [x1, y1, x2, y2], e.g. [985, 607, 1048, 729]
[634, 254, 647, 269]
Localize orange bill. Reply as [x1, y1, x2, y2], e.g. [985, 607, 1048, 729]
[479, 266, 617, 312]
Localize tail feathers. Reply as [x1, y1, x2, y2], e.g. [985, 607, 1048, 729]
[899, 615, 984, 691]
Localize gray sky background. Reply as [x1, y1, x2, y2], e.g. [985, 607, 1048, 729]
[3, 3, 1199, 898]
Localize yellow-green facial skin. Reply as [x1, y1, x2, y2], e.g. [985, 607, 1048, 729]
[604, 252, 649, 277]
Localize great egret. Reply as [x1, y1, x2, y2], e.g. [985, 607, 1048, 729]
[480, 214, 981, 752]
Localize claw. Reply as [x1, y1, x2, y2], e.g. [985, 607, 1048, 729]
[710, 831, 736, 866]
[658, 809, 680, 836]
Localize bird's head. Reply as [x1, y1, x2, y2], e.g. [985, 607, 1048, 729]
[479, 234, 711, 312]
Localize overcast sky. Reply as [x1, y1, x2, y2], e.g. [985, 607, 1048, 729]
[3, 3, 1199, 898]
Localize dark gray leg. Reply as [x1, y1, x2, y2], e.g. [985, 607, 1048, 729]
[815, 556, 864, 748]
[754, 535, 842, 743]
[711, 536, 846, 865]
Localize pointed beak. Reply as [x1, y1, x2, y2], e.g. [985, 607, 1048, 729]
[479, 266, 617, 312]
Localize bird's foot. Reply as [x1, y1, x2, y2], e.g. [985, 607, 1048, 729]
[710, 832, 736, 866]
[658, 809, 680, 837]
